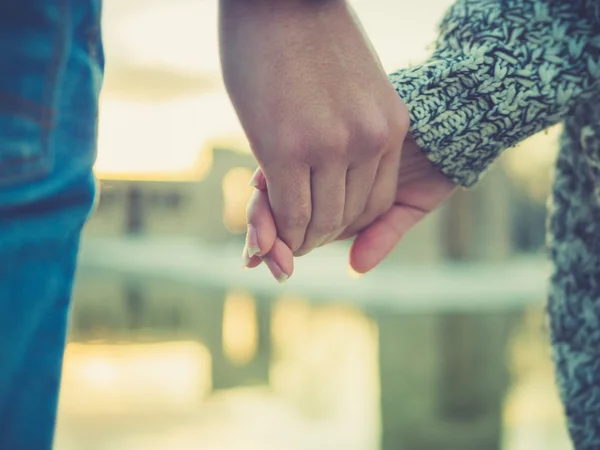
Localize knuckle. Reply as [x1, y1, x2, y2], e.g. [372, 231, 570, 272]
[280, 124, 352, 163]
[325, 124, 352, 150]
[312, 125, 351, 163]
[280, 211, 311, 231]
[391, 97, 410, 134]
[362, 118, 391, 151]
[313, 219, 341, 237]
[275, 129, 312, 162]
[281, 136, 311, 162]
[348, 115, 391, 165]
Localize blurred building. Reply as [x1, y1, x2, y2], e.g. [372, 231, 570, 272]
[86, 145, 258, 242]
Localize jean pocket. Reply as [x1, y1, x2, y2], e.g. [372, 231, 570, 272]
[0, 0, 70, 188]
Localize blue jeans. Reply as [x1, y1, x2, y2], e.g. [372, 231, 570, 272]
[0, 1, 103, 448]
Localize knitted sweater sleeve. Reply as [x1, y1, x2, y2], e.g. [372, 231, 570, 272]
[390, 0, 600, 187]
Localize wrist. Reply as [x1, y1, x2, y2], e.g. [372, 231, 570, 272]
[219, 0, 345, 16]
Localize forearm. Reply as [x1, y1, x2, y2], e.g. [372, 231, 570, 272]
[219, 0, 344, 18]
[392, 0, 600, 187]
[219, 0, 351, 67]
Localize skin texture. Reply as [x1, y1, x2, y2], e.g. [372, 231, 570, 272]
[219, 0, 409, 258]
[246, 137, 456, 280]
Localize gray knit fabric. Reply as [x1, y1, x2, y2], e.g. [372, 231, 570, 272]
[390, 0, 600, 447]
[549, 103, 600, 448]
[391, 0, 600, 187]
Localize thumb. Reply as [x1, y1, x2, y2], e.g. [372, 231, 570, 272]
[349, 205, 426, 274]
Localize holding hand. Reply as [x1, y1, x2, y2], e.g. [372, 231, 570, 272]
[245, 137, 456, 281]
[220, 0, 408, 258]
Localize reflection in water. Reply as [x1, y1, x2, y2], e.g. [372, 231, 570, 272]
[222, 292, 259, 367]
[376, 311, 515, 450]
[55, 273, 572, 450]
[60, 341, 211, 415]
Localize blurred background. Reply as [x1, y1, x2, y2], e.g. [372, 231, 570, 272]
[54, 0, 572, 449]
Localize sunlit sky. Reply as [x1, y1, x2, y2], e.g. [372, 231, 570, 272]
[96, 0, 454, 179]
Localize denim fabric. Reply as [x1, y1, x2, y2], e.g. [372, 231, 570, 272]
[0, 0, 103, 448]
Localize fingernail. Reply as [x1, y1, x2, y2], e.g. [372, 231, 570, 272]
[264, 256, 289, 284]
[247, 224, 261, 257]
[242, 242, 251, 268]
[248, 171, 261, 188]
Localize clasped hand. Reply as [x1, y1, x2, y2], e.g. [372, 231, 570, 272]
[219, 0, 455, 281]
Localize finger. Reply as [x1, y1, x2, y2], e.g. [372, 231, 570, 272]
[295, 164, 346, 256]
[242, 242, 263, 269]
[319, 161, 379, 246]
[349, 203, 426, 274]
[245, 189, 277, 260]
[340, 159, 379, 230]
[343, 148, 401, 237]
[263, 237, 295, 283]
[244, 169, 295, 275]
[243, 235, 294, 276]
[249, 168, 267, 191]
[243, 188, 294, 271]
[265, 165, 312, 252]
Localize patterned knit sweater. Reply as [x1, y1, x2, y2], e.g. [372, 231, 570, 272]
[390, 0, 600, 448]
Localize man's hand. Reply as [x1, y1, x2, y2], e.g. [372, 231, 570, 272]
[220, 0, 409, 257]
[245, 137, 456, 280]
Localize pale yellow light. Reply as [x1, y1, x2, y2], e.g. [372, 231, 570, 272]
[59, 341, 211, 415]
[94, 93, 244, 180]
[222, 167, 255, 234]
[222, 291, 259, 367]
[503, 125, 561, 200]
